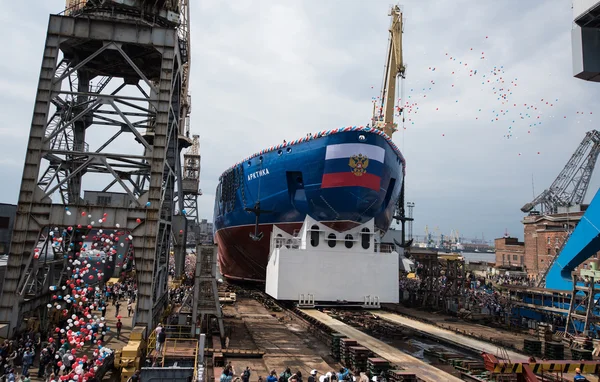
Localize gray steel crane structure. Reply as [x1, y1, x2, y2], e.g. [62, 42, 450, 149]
[0, 0, 192, 337]
[173, 134, 202, 276]
[521, 130, 600, 214]
[182, 135, 202, 226]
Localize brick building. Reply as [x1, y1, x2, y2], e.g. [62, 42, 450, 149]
[522, 211, 585, 278]
[494, 206, 600, 279]
[495, 237, 525, 268]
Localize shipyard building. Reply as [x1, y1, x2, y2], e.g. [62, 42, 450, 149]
[495, 205, 600, 279]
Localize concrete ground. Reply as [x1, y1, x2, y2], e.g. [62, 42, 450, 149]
[222, 298, 342, 382]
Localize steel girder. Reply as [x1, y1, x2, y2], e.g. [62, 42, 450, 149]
[0, 14, 185, 337]
[521, 130, 600, 213]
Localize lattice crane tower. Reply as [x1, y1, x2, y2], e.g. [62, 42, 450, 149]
[183, 135, 202, 224]
[521, 130, 600, 214]
[172, 134, 201, 276]
[0, 0, 193, 337]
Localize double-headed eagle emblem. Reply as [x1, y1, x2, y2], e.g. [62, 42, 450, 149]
[349, 154, 369, 176]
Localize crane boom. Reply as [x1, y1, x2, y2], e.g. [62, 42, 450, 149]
[372, 5, 406, 138]
[521, 130, 600, 213]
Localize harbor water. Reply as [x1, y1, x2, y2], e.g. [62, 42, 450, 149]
[462, 251, 495, 263]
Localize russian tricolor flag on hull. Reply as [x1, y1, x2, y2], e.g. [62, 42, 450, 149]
[321, 143, 385, 191]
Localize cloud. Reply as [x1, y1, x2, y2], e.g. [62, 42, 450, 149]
[0, 0, 599, 245]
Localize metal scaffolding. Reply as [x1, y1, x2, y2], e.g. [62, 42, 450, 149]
[412, 252, 441, 308]
[192, 245, 225, 341]
[565, 265, 600, 336]
[0, 2, 191, 336]
[182, 135, 202, 226]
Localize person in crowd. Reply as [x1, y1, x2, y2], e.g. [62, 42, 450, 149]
[242, 367, 251, 382]
[279, 368, 292, 382]
[116, 319, 123, 337]
[267, 370, 278, 382]
[574, 367, 588, 381]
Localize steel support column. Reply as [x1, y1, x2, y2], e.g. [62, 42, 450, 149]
[0, 12, 185, 336]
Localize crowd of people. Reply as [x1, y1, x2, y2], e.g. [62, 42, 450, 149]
[487, 274, 535, 287]
[398, 268, 534, 321]
[168, 285, 194, 305]
[221, 366, 385, 382]
[0, 218, 147, 382]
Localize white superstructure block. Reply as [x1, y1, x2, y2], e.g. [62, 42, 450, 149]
[265, 216, 399, 303]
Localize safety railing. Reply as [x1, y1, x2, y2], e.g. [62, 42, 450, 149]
[165, 324, 194, 338]
[146, 325, 194, 357]
[50, 140, 90, 153]
[159, 337, 199, 379]
[375, 243, 395, 253]
[60, 1, 87, 16]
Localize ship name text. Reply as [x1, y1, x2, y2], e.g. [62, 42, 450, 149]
[248, 168, 270, 181]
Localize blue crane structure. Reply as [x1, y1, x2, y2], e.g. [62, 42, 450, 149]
[544, 188, 600, 291]
[513, 130, 600, 335]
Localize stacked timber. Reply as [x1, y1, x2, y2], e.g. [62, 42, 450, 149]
[339, 338, 358, 366]
[544, 341, 565, 360]
[523, 339, 542, 357]
[387, 370, 417, 382]
[572, 336, 594, 350]
[367, 358, 390, 378]
[348, 346, 371, 372]
[331, 333, 346, 361]
[449, 359, 486, 374]
[571, 348, 593, 361]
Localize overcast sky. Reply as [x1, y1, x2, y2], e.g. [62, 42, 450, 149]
[0, 0, 598, 243]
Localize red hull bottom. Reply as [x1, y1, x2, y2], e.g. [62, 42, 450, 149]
[215, 221, 360, 281]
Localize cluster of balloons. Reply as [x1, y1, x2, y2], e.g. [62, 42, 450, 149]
[369, 34, 598, 155]
[41, 208, 138, 382]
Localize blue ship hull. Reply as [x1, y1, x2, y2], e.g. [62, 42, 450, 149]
[213, 127, 405, 281]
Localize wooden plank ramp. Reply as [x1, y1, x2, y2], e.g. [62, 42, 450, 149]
[299, 309, 463, 382]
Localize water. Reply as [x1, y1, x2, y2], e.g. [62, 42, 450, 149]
[462, 251, 495, 263]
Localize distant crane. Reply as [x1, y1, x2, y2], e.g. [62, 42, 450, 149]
[521, 130, 600, 214]
[371, 4, 406, 138]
